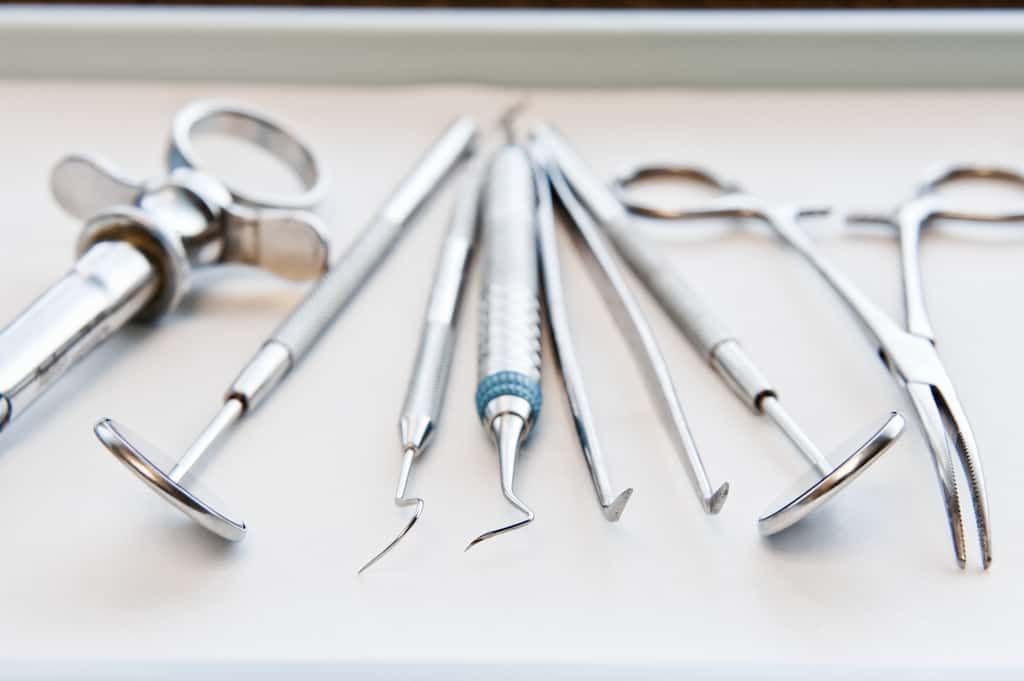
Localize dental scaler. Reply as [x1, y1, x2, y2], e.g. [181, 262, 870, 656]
[466, 143, 543, 551]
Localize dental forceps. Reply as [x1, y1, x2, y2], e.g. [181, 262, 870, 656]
[612, 161, 1008, 570]
[358, 162, 483, 573]
[96, 117, 477, 541]
[0, 100, 330, 442]
[842, 161, 1024, 567]
[532, 124, 903, 538]
[528, 141, 634, 522]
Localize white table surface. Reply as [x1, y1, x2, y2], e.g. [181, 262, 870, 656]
[0, 82, 1022, 679]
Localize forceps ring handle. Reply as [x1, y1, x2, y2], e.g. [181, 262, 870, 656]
[611, 164, 739, 219]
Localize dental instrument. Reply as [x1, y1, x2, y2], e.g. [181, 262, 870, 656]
[528, 142, 634, 522]
[610, 160, 1002, 569]
[96, 116, 478, 541]
[838, 162, 1024, 567]
[358, 164, 483, 573]
[531, 149, 729, 517]
[532, 125, 905, 539]
[0, 101, 330, 443]
[466, 142, 542, 551]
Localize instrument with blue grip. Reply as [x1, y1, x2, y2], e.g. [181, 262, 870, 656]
[466, 143, 542, 550]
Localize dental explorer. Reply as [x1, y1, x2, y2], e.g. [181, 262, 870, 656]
[466, 142, 543, 551]
[533, 125, 905, 536]
[529, 142, 634, 521]
[95, 117, 478, 541]
[0, 101, 330, 443]
[533, 132, 729, 515]
[358, 164, 483, 574]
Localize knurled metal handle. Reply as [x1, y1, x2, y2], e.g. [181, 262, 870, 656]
[476, 145, 542, 422]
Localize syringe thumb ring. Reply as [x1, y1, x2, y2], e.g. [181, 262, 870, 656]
[475, 371, 542, 425]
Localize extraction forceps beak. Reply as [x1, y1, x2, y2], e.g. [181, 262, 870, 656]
[903, 377, 991, 569]
[466, 414, 535, 551]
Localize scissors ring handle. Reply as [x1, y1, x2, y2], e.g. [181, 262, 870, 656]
[611, 163, 740, 220]
[917, 162, 1024, 197]
[169, 100, 328, 210]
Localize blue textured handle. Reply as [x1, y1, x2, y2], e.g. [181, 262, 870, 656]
[475, 371, 542, 421]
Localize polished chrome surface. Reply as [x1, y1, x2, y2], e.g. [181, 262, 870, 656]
[611, 158, 997, 569]
[169, 99, 327, 210]
[0, 100, 329, 441]
[466, 413, 534, 551]
[533, 125, 728, 514]
[468, 144, 541, 550]
[0, 241, 158, 424]
[99, 116, 476, 542]
[270, 116, 478, 361]
[380, 117, 480, 228]
[358, 448, 423, 574]
[226, 341, 293, 410]
[477, 148, 543, 386]
[758, 411, 906, 536]
[95, 417, 246, 541]
[761, 396, 832, 476]
[708, 340, 774, 413]
[840, 163, 1024, 569]
[531, 143, 633, 521]
[535, 126, 907, 537]
[169, 399, 245, 483]
[360, 164, 482, 574]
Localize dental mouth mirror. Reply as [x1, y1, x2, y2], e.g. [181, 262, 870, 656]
[97, 116, 478, 541]
[609, 163, 907, 534]
[533, 125, 904, 535]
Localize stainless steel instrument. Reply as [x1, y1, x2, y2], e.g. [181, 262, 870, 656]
[608, 158, 1011, 569]
[466, 143, 543, 551]
[532, 124, 904, 540]
[96, 116, 478, 542]
[0, 100, 330, 442]
[358, 162, 483, 573]
[838, 162, 1024, 569]
[529, 141, 634, 522]
[531, 137, 729, 516]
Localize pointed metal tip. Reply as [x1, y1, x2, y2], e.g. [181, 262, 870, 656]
[464, 511, 535, 552]
[498, 99, 531, 143]
[602, 488, 634, 522]
[466, 413, 535, 551]
[705, 481, 730, 515]
[94, 416, 113, 436]
[357, 496, 424, 575]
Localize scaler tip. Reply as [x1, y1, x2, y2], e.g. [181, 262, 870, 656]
[602, 487, 634, 522]
[357, 448, 424, 574]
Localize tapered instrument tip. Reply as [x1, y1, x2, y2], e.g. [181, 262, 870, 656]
[602, 488, 634, 522]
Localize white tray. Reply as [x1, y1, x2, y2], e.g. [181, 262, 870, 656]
[1, 8, 1023, 680]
